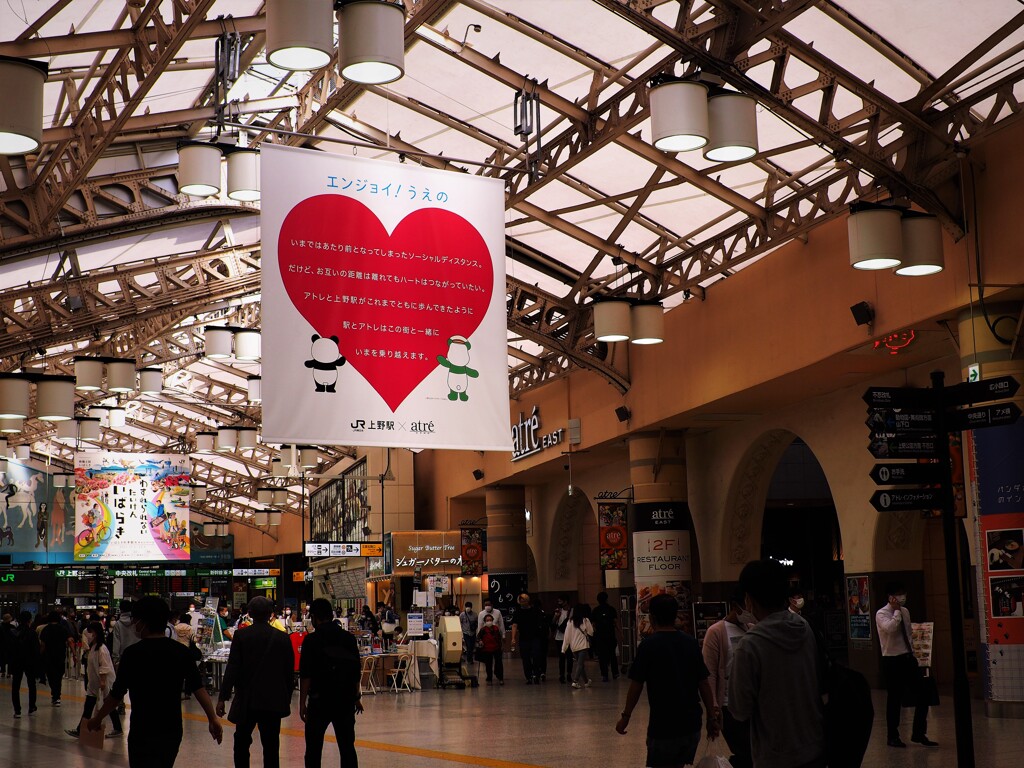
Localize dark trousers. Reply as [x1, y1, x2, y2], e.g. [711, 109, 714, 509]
[81, 693, 122, 732]
[881, 654, 928, 739]
[10, 666, 36, 714]
[128, 728, 182, 768]
[478, 650, 503, 681]
[519, 638, 544, 681]
[44, 659, 64, 701]
[462, 634, 476, 663]
[558, 648, 572, 681]
[595, 636, 619, 679]
[722, 706, 752, 768]
[304, 701, 358, 767]
[234, 709, 283, 768]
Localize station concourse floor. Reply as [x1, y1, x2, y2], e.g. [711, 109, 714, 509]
[0, 673, 1018, 768]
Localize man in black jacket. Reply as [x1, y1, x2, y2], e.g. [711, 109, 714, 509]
[300, 598, 362, 767]
[217, 596, 295, 768]
[9, 611, 39, 717]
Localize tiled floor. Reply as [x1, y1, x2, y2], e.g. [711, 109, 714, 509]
[0, 671, 1018, 767]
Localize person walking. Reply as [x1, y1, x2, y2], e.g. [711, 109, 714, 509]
[358, 605, 379, 637]
[477, 599, 505, 635]
[65, 621, 122, 738]
[111, 600, 140, 667]
[216, 596, 295, 768]
[39, 611, 72, 706]
[459, 602, 478, 663]
[87, 596, 222, 768]
[476, 611, 504, 685]
[616, 594, 720, 767]
[299, 598, 363, 768]
[9, 610, 39, 718]
[550, 596, 572, 683]
[876, 583, 937, 748]
[592, 591, 620, 682]
[702, 590, 753, 768]
[0, 612, 14, 678]
[510, 593, 544, 684]
[728, 559, 825, 768]
[562, 603, 594, 689]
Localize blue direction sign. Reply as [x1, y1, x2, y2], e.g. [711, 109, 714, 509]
[869, 463, 944, 486]
[948, 402, 1021, 431]
[870, 489, 942, 512]
[868, 435, 941, 459]
[944, 375, 1020, 407]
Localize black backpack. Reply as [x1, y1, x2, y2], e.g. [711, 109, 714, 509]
[816, 635, 873, 768]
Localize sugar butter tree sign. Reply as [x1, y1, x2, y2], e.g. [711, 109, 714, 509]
[261, 144, 510, 451]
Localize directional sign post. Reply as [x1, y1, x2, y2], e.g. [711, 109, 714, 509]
[869, 463, 944, 486]
[865, 408, 939, 434]
[867, 435, 941, 459]
[869, 489, 942, 512]
[944, 375, 1019, 407]
[948, 402, 1021, 432]
[862, 387, 937, 409]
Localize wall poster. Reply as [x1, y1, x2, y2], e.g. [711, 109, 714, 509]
[632, 502, 692, 639]
[597, 500, 628, 570]
[846, 575, 872, 640]
[0, 461, 75, 564]
[260, 144, 510, 451]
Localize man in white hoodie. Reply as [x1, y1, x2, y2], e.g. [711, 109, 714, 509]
[475, 600, 505, 636]
[728, 560, 825, 768]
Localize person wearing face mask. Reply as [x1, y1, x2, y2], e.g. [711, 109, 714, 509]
[875, 584, 936, 748]
[788, 588, 806, 616]
[475, 599, 506, 637]
[702, 590, 753, 768]
[476, 611, 504, 684]
[66, 621, 122, 739]
[459, 602, 478, 663]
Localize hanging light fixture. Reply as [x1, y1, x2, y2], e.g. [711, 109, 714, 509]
[257, 487, 274, 505]
[0, 418, 23, 433]
[217, 523, 230, 536]
[52, 473, 67, 488]
[0, 374, 31, 419]
[74, 358, 104, 391]
[106, 359, 137, 393]
[247, 375, 262, 403]
[848, 204, 903, 270]
[299, 445, 319, 469]
[56, 420, 78, 440]
[0, 56, 48, 155]
[271, 458, 286, 478]
[178, 142, 223, 196]
[266, 0, 334, 71]
[593, 300, 632, 343]
[233, 329, 261, 361]
[35, 376, 76, 421]
[195, 432, 217, 453]
[237, 427, 258, 450]
[649, 78, 708, 152]
[192, 484, 208, 501]
[704, 91, 759, 162]
[254, 511, 270, 526]
[139, 367, 163, 395]
[79, 417, 101, 441]
[89, 406, 110, 427]
[273, 488, 289, 505]
[280, 446, 295, 468]
[226, 147, 260, 201]
[204, 326, 233, 359]
[0, 438, 7, 454]
[108, 407, 127, 428]
[338, 0, 407, 85]
[216, 426, 238, 452]
[896, 212, 944, 276]
[203, 521, 218, 536]
[15, 445, 30, 461]
[631, 302, 665, 345]
[268, 511, 282, 526]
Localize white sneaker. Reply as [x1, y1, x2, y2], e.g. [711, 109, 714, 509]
[571, 682, 582, 689]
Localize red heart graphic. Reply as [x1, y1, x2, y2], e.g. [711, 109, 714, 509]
[278, 195, 493, 411]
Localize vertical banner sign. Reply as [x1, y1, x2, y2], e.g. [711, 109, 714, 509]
[597, 500, 628, 570]
[260, 144, 510, 451]
[460, 527, 486, 577]
[73, 453, 191, 562]
[632, 502, 692, 639]
[846, 575, 872, 640]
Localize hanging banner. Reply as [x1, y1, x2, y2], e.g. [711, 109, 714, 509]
[188, 521, 234, 564]
[260, 144, 510, 451]
[73, 453, 191, 562]
[632, 502, 692, 639]
[460, 527, 486, 577]
[1, 463, 75, 565]
[597, 500, 628, 570]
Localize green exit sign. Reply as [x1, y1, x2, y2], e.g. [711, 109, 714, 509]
[253, 577, 277, 589]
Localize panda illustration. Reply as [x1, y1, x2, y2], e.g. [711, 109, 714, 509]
[304, 334, 346, 392]
[436, 335, 479, 401]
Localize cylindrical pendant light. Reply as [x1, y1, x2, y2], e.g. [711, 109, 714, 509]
[35, 376, 76, 421]
[266, 0, 334, 71]
[204, 326, 233, 359]
[273, 488, 289, 505]
[139, 367, 164, 395]
[631, 302, 665, 345]
[203, 521, 218, 536]
[280, 446, 295, 468]
[271, 458, 286, 478]
[0, 438, 7, 454]
[593, 300, 632, 343]
[247, 375, 262, 403]
[74, 358, 104, 391]
[257, 487, 274, 505]
[106, 359, 137, 393]
[338, 0, 406, 85]
[79, 417, 101, 440]
[237, 427, 258, 450]
[89, 406, 110, 427]
[196, 431, 217, 453]
[848, 205, 902, 270]
[178, 142, 223, 197]
[299, 445, 319, 469]
[108, 407, 126, 428]
[0, 418, 23, 433]
[0, 57, 48, 155]
[704, 92, 759, 162]
[56, 419, 78, 439]
[233, 329, 261, 361]
[896, 212, 944, 276]
[0, 374, 31, 419]
[226, 148, 260, 201]
[52, 473, 66, 488]
[254, 511, 270, 526]
[192, 484, 208, 501]
[15, 445, 30, 461]
[649, 79, 708, 152]
[216, 426, 238, 452]
[217, 523, 230, 536]
[268, 511, 282, 526]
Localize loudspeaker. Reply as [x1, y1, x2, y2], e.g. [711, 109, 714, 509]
[472, 469, 484, 481]
[615, 406, 631, 422]
[850, 301, 874, 326]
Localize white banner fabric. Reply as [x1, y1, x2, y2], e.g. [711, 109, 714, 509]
[260, 144, 510, 451]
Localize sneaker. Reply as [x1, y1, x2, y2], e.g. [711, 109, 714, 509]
[53, 700, 61, 707]
[911, 736, 938, 747]
[65, 729, 80, 738]
[106, 731, 124, 738]
[28, 707, 37, 715]
[571, 682, 582, 689]
[584, 681, 592, 688]
[13, 713, 21, 719]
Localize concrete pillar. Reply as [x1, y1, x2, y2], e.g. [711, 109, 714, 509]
[958, 303, 1024, 717]
[485, 486, 527, 575]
